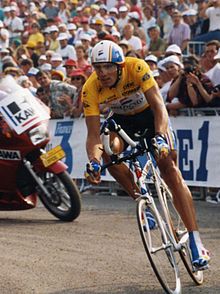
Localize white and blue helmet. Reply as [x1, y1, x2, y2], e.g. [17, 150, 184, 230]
[91, 40, 125, 65]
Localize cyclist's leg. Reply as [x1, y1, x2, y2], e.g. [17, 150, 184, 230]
[157, 151, 210, 268]
[102, 133, 140, 199]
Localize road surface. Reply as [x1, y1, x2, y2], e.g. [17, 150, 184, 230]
[0, 194, 219, 294]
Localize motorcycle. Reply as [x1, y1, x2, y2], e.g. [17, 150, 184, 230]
[0, 76, 81, 221]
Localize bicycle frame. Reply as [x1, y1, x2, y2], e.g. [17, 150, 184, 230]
[101, 118, 204, 293]
[101, 118, 187, 253]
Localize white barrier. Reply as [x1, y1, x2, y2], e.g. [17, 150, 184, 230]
[48, 116, 220, 188]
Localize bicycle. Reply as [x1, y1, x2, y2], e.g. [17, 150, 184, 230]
[100, 118, 204, 294]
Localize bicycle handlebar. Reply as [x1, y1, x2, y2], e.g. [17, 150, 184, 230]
[101, 118, 148, 171]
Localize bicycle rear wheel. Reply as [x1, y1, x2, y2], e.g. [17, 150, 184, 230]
[162, 187, 204, 285]
[137, 197, 181, 294]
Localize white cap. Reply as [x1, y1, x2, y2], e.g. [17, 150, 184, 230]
[58, 23, 67, 29]
[157, 60, 167, 72]
[10, 6, 17, 11]
[163, 55, 183, 68]
[109, 7, 118, 14]
[57, 33, 68, 41]
[166, 44, 182, 55]
[104, 19, 114, 27]
[80, 33, 92, 42]
[0, 21, 4, 28]
[40, 63, 52, 71]
[119, 39, 129, 47]
[51, 53, 63, 61]
[182, 9, 197, 17]
[0, 48, 10, 54]
[67, 23, 77, 31]
[214, 48, 220, 60]
[144, 54, 158, 64]
[27, 67, 39, 76]
[17, 75, 29, 86]
[112, 31, 121, 38]
[119, 6, 128, 12]
[100, 4, 107, 10]
[152, 69, 160, 77]
[3, 6, 11, 12]
[128, 11, 139, 19]
[39, 54, 47, 61]
[49, 25, 59, 32]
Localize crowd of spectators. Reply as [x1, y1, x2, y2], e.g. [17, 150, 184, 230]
[0, 0, 220, 118]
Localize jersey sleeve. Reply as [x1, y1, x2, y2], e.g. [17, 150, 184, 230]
[82, 75, 100, 117]
[131, 58, 157, 93]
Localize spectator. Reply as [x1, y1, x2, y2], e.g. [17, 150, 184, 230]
[118, 5, 130, 34]
[193, 0, 220, 42]
[166, 55, 213, 114]
[157, 59, 173, 102]
[142, 5, 157, 45]
[27, 22, 45, 55]
[50, 53, 66, 76]
[56, 33, 76, 61]
[8, 6, 24, 45]
[63, 59, 77, 78]
[68, 69, 86, 118]
[42, 0, 59, 19]
[48, 25, 59, 52]
[122, 23, 143, 57]
[158, 1, 175, 42]
[57, 0, 70, 24]
[128, 12, 146, 43]
[25, 41, 39, 68]
[19, 58, 34, 75]
[165, 44, 182, 59]
[204, 41, 220, 85]
[35, 70, 77, 118]
[74, 17, 96, 43]
[168, 10, 191, 52]
[147, 25, 167, 57]
[0, 20, 9, 49]
[177, 0, 189, 12]
[119, 39, 131, 56]
[67, 23, 77, 46]
[80, 34, 93, 61]
[144, 54, 158, 71]
[75, 43, 90, 71]
[51, 69, 65, 81]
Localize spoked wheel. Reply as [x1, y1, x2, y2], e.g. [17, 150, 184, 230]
[37, 171, 81, 221]
[163, 188, 204, 285]
[137, 197, 181, 294]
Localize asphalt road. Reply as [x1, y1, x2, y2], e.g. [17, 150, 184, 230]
[0, 193, 219, 294]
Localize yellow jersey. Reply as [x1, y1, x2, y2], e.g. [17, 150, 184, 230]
[82, 57, 157, 116]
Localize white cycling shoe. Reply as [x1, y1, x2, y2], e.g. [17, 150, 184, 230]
[189, 231, 211, 270]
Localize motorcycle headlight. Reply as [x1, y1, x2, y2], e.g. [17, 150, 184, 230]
[29, 123, 49, 145]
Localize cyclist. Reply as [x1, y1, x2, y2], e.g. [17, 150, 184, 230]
[82, 40, 210, 269]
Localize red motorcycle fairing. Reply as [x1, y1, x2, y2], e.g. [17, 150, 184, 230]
[0, 191, 37, 210]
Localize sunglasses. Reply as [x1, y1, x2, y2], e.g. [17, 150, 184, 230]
[71, 76, 82, 81]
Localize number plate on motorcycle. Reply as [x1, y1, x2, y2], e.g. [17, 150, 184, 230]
[40, 145, 65, 167]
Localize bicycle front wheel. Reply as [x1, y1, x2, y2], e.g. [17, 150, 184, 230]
[137, 197, 181, 294]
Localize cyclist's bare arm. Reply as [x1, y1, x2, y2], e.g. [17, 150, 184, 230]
[144, 85, 169, 135]
[85, 115, 103, 162]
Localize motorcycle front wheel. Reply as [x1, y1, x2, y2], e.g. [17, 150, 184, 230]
[37, 171, 81, 221]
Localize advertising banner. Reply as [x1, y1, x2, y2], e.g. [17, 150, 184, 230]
[48, 116, 220, 188]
